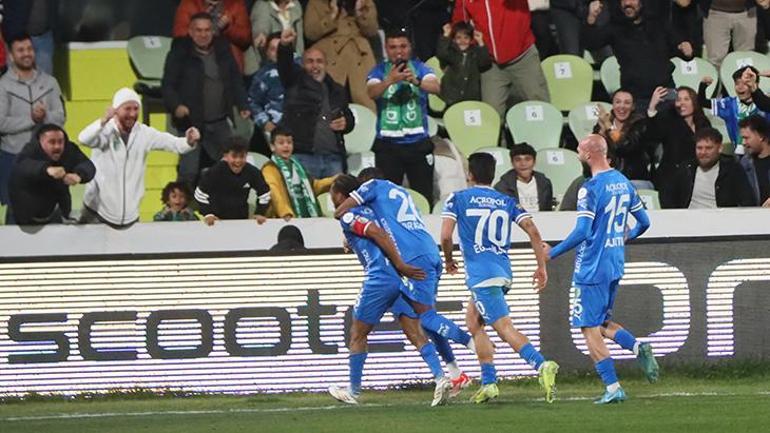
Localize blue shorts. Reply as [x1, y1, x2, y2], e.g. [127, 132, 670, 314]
[571, 279, 620, 328]
[389, 295, 419, 319]
[471, 286, 510, 325]
[401, 254, 442, 306]
[354, 277, 405, 325]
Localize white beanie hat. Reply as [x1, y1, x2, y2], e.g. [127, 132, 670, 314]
[112, 87, 142, 109]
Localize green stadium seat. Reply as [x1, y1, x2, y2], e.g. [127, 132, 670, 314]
[568, 101, 612, 142]
[477, 146, 513, 185]
[506, 100, 563, 150]
[345, 103, 377, 154]
[70, 183, 87, 219]
[428, 116, 439, 137]
[145, 166, 178, 190]
[426, 56, 447, 114]
[600, 56, 621, 95]
[127, 36, 172, 125]
[0, 203, 6, 225]
[706, 115, 734, 155]
[405, 188, 432, 215]
[316, 192, 335, 217]
[541, 54, 594, 111]
[347, 151, 376, 176]
[719, 51, 770, 97]
[671, 57, 718, 97]
[248, 152, 271, 169]
[535, 147, 583, 200]
[636, 188, 661, 210]
[443, 101, 500, 157]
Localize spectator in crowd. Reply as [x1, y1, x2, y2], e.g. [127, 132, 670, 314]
[452, 0, 550, 117]
[248, 33, 287, 149]
[269, 224, 308, 252]
[550, 0, 589, 56]
[78, 88, 201, 228]
[739, 115, 770, 207]
[7, 124, 95, 225]
[672, 0, 703, 58]
[494, 143, 554, 212]
[153, 181, 199, 221]
[435, 22, 492, 109]
[666, 127, 756, 208]
[1, 0, 56, 75]
[702, 0, 770, 68]
[594, 89, 653, 187]
[647, 86, 712, 207]
[195, 136, 272, 226]
[173, 0, 252, 73]
[246, 0, 304, 76]
[262, 126, 336, 219]
[0, 33, 65, 208]
[699, 66, 770, 153]
[529, 0, 559, 59]
[163, 12, 250, 186]
[305, 0, 379, 110]
[583, 0, 693, 110]
[278, 28, 354, 179]
[367, 29, 440, 203]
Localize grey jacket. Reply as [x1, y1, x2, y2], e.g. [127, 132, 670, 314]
[494, 169, 555, 212]
[0, 68, 65, 154]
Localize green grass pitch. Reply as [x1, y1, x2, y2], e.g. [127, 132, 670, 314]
[2, 371, 769, 433]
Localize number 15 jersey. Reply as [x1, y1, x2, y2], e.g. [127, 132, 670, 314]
[351, 179, 439, 263]
[574, 169, 645, 285]
[442, 186, 532, 289]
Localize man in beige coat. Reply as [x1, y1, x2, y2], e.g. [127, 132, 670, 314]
[305, 0, 379, 110]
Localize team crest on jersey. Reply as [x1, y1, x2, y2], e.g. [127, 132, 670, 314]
[577, 187, 588, 199]
[342, 212, 355, 224]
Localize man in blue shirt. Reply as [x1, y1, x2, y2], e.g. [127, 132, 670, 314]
[440, 153, 559, 404]
[544, 134, 656, 404]
[366, 29, 441, 203]
[328, 174, 454, 407]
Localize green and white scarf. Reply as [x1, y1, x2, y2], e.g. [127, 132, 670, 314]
[379, 61, 426, 138]
[272, 155, 320, 218]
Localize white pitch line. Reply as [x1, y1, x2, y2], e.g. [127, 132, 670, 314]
[2, 390, 768, 422]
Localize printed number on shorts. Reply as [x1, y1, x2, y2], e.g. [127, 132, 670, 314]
[466, 209, 510, 248]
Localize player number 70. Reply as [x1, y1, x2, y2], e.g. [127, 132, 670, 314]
[466, 208, 510, 248]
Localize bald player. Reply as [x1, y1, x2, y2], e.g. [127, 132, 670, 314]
[542, 135, 657, 404]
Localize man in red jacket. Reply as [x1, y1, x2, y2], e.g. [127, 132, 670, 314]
[452, 0, 550, 117]
[173, 0, 252, 74]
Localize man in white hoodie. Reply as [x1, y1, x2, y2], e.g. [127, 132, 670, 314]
[78, 88, 201, 228]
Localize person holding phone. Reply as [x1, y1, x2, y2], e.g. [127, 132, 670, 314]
[276, 28, 355, 179]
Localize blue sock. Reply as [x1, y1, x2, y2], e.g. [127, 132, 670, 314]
[424, 327, 456, 364]
[519, 343, 545, 370]
[418, 342, 445, 379]
[614, 329, 637, 353]
[349, 352, 368, 395]
[595, 357, 619, 386]
[419, 309, 471, 346]
[480, 363, 497, 385]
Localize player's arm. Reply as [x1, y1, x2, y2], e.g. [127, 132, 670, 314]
[365, 223, 426, 280]
[518, 217, 548, 291]
[625, 202, 651, 241]
[334, 196, 359, 219]
[545, 216, 592, 260]
[333, 181, 374, 219]
[440, 216, 458, 274]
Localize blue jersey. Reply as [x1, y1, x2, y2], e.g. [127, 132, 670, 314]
[442, 186, 531, 289]
[340, 206, 400, 285]
[573, 169, 645, 284]
[350, 179, 439, 263]
[711, 96, 770, 147]
[367, 59, 435, 144]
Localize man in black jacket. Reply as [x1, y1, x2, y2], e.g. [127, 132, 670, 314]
[493, 143, 554, 212]
[278, 29, 354, 179]
[583, 0, 693, 110]
[8, 124, 95, 225]
[162, 12, 250, 185]
[666, 127, 756, 208]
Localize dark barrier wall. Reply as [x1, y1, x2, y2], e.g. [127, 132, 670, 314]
[1, 238, 769, 395]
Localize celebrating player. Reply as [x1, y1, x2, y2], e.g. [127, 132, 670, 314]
[328, 174, 454, 407]
[543, 134, 657, 405]
[334, 170, 477, 374]
[440, 153, 559, 404]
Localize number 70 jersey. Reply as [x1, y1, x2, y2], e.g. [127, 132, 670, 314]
[574, 169, 645, 284]
[351, 179, 439, 262]
[442, 186, 532, 289]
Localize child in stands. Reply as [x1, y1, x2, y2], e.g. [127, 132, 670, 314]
[153, 181, 198, 221]
[435, 21, 492, 108]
